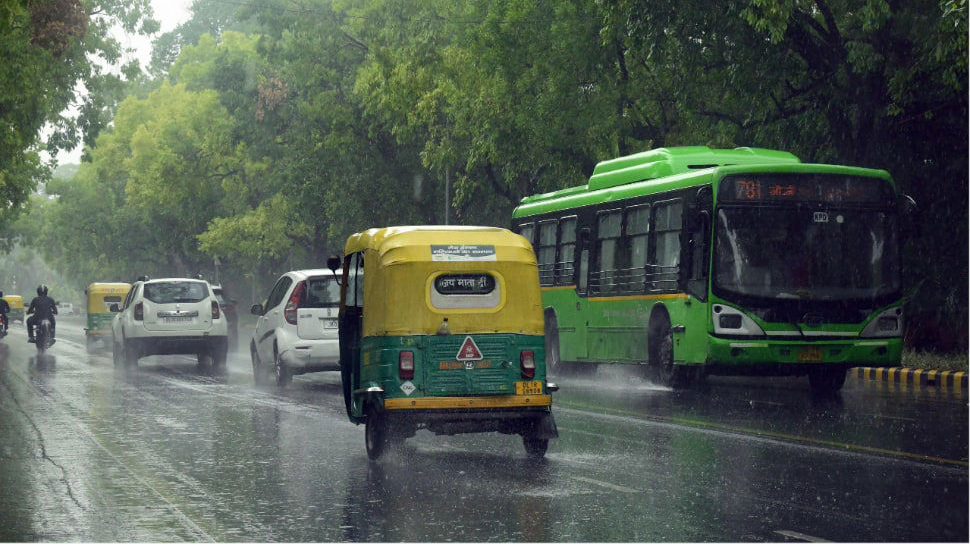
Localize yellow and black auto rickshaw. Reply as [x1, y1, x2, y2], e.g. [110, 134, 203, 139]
[84, 282, 131, 352]
[2, 295, 24, 324]
[330, 226, 558, 460]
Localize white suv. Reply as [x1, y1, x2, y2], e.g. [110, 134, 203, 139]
[250, 269, 342, 387]
[111, 277, 229, 369]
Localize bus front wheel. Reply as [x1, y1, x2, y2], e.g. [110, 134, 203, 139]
[808, 366, 847, 397]
[651, 321, 690, 389]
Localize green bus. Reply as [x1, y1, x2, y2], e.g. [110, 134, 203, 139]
[511, 146, 914, 395]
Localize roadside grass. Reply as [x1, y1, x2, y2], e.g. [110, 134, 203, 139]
[902, 350, 969, 372]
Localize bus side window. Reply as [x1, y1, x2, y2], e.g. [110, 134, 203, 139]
[595, 210, 623, 294]
[627, 205, 650, 292]
[537, 220, 557, 286]
[651, 200, 683, 292]
[557, 216, 577, 286]
[577, 229, 590, 295]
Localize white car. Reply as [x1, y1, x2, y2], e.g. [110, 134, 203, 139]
[111, 277, 229, 369]
[250, 268, 342, 387]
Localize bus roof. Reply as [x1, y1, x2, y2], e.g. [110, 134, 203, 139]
[514, 146, 894, 217]
[344, 225, 535, 264]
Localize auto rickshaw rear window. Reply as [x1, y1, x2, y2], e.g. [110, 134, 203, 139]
[104, 296, 123, 303]
[433, 273, 496, 295]
[430, 272, 502, 309]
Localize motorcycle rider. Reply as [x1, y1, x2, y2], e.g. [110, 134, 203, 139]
[0, 291, 9, 334]
[26, 285, 57, 345]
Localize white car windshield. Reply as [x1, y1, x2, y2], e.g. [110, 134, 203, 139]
[143, 282, 209, 304]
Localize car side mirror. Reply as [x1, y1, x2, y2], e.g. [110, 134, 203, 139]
[250, 303, 263, 316]
[109, 303, 120, 312]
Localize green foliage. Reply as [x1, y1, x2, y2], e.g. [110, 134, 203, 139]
[7, 0, 966, 349]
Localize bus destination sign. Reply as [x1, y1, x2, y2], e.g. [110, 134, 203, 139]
[722, 175, 892, 204]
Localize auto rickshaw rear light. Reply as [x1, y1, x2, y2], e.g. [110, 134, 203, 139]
[399, 351, 414, 380]
[520, 350, 535, 379]
[211, 300, 220, 319]
[284, 281, 306, 325]
[133, 302, 143, 321]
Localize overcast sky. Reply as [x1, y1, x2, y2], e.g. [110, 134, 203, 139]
[49, 0, 194, 165]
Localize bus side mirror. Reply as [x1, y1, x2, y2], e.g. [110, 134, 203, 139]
[327, 255, 342, 286]
[899, 194, 919, 240]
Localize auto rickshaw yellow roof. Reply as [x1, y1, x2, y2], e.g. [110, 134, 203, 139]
[343, 225, 535, 264]
[86, 282, 132, 293]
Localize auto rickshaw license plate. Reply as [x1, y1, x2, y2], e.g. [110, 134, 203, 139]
[797, 347, 823, 362]
[516, 381, 543, 395]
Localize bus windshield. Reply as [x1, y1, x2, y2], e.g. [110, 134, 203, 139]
[714, 206, 900, 301]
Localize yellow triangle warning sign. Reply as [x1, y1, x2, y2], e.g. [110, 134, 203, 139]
[456, 335, 483, 361]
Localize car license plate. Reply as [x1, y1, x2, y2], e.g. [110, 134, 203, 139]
[797, 347, 823, 362]
[324, 318, 338, 329]
[516, 380, 543, 395]
[164, 316, 193, 324]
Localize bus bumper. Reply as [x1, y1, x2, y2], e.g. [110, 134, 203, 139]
[706, 335, 902, 373]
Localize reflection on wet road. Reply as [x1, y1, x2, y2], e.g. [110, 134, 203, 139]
[0, 317, 966, 542]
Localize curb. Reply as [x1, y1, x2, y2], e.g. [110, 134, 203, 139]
[853, 367, 967, 392]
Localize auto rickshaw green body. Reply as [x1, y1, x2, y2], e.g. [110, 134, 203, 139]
[336, 226, 558, 459]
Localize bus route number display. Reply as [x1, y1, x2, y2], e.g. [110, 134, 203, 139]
[723, 175, 891, 204]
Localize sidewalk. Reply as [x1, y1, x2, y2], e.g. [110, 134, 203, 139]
[853, 367, 967, 393]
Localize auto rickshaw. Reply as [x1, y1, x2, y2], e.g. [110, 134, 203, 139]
[84, 282, 131, 352]
[330, 226, 558, 460]
[2, 295, 24, 324]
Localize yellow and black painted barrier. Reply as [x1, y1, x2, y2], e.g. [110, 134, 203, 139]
[854, 367, 967, 393]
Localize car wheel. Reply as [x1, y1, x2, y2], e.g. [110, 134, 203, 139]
[251, 344, 269, 386]
[123, 340, 139, 367]
[112, 339, 123, 368]
[274, 347, 292, 388]
[211, 341, 228, 369]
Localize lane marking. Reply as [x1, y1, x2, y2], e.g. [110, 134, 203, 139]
[568, 475, 638, 494]
[774, 529, 832, 542]
[556, 404, 969, 469]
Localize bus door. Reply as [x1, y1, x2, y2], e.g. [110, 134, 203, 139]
[567, 228, 590, 362]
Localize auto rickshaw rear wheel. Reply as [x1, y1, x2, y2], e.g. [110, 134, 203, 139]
[365, 413, 389, 460]
[522, 435, 549, 459]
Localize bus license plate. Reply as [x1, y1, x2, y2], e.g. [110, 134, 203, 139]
[797, 347, 823, 362]
[516, 381, 543, 395]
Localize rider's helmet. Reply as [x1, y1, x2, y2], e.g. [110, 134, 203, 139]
[37, 285, 48, 296]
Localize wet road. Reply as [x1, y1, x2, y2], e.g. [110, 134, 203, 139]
[1, 317, 966, 542]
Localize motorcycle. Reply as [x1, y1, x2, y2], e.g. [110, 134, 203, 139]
[34, 318, 54, 352]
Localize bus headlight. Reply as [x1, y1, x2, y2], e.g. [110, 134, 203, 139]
[861, 307, 903, 338]
[713, 304, 765, 336]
